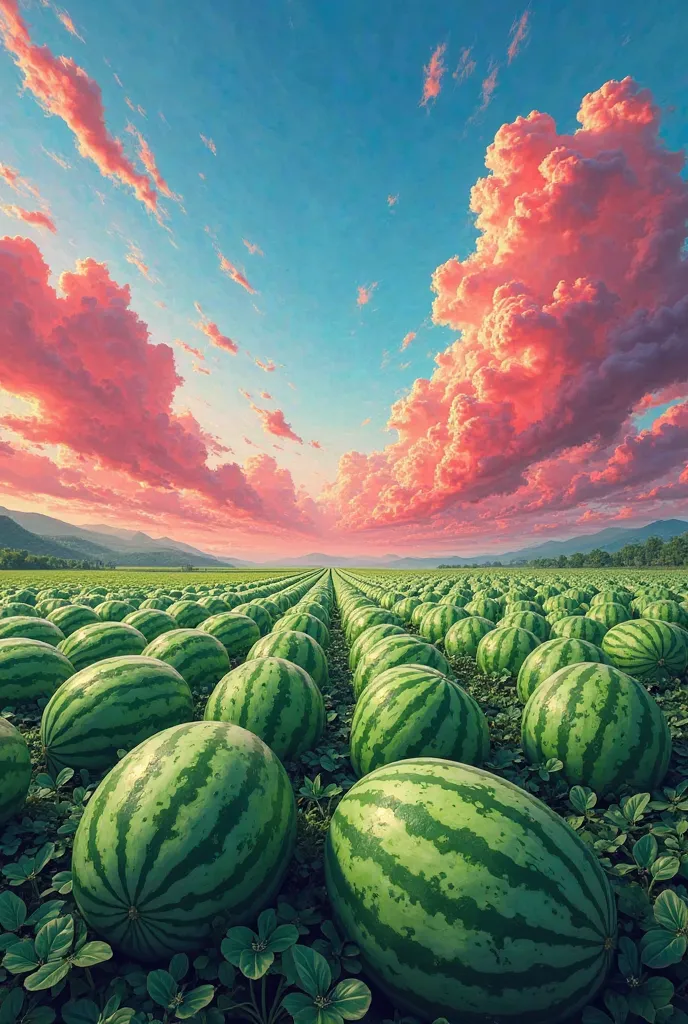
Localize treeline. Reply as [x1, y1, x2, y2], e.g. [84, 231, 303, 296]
[529, 533, 688, 568]
[0, 547, 104, 570]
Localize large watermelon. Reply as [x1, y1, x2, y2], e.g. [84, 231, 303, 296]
[601, 619, 688, 681]
[643, 600, 688, 629]
[204, 657, 324, 760]
[444, 616, 495, 660]
[72, 721, 297, 959]
[232, 602, 273, 637]
[349, 623, 406, 672]
[353, 634, 452, 699]
[167, 600, 209, 629]
[464, 597, 501, 622]
[476, 626, 541, 677]
[94, 600, 136, 622]
[0, 718, 32, 825]
[325, 758, 616, 1022]
[41, 656, 195, 774]
[347, 607, 404, 643]
[350, 665, 489, 777]
[246, 630, 328, 690]
[586, 603, 630, 629]
[516, 638, 610, 703]
[199, 613, 260, 658]
[550, 615, 607, 645]
[0, 602, 38, 619]
[123, 609, 178, 643]
[47, 604, 100, 637]
[58, 621, 147, 671]
[0, 637, 74, 703]
[522, 663, 671, 794]
[273, 611, 330, 648]
[418, 605, 468, 643]
[143, 628, 230, 689]
[0, 616, 65, 647]
[500, 611, 550, 642]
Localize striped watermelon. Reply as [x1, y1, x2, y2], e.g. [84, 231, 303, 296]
[0, 616, 65, 647]
[516, 638, 611, 703]
[347, 607, 403, 643]
[72, 721, 297, 959]
[36, 598, 70, 617]
[464, 597, 501, 622]
[550, 615, 607, 645]
[199, 613, 261, 658]
[353, 635, 452, 699]
[197, 596, 231, 616]
[586, 602, 630, 629]
[349, 624, 406, 672]
[391, 598, 421, 623]
[602, 619, 688, 681]
[58, 621, 147, 672]
[644, 600, 688, 628]
[204, 657, 324, 760]
[0, 718, 32, 825]
[500, 611, 550, 641]
[41, 656, 194, 775]
[418, 605, 468, 643]
[476, 626, 541, 677]
[0, 637, 74, 703]
[123, 609, 177, 642]
[325, 758, 616, 1022]
[232, 602, 273, 637]
[47, 604, 100, 637]
[443, 616, 495, 660]
[143, 628, 230, 689]
[0, 602, 38, 619]
[274, 611, 330, 648]
[140, 596, 174, 611]
[410, 602, 443, 628]
[350, 665, 489, 777]
[167, 600, 209, 629]
[296, 600, 330, 625]
[94, 600, 136, 622]
[522, 663, 671, 795]
[246, 630, 328, 690]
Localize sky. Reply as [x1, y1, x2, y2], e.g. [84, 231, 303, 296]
[1, 0, 688, 560]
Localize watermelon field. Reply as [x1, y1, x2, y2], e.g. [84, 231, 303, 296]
[3, 568, 688, 1024]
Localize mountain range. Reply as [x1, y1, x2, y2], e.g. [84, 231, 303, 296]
[0, 505, 685, 568]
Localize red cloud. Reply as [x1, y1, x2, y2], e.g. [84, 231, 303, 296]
[174, 339, 204, 360]
[243, 238, 264, 256]
[508, 10, 530, 64]
[126, 125, 178, 201]
[192, 363, 210, 375]
[478, 62, 499, 112]
[54, 8, 83, 42]
[1, 205, 56, 232]
[200, 134, 217, 155]
[310, 440, 323, 450]
[249, 403, 303, 444]
[324, 78, 688, 532]
[420, 43, 446, 108]
[357, 282, 378, 306]
[0, 0, 160, 214]
[217, 250, 256, 293]
[453, 47, 476, 82]
[0, 162, 41, 201]
[400, 331, 416, 351]
[255, 357, 276, 372]
[260, 391, 272, 400]
[194, 307, 238, 355]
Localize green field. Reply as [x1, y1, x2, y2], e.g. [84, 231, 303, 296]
[2, 567, 688, 1024]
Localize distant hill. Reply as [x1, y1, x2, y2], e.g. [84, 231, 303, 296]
[0, 517, 93, 560]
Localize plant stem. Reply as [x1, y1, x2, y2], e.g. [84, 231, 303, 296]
[261, 975, 268, 1023]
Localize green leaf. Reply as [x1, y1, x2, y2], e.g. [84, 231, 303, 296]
[24, 958, 72, 991]
[0, 987, 24, 1024]
[25, 901, 65, 928]
[634, 834, 658, 869]
[3, 939, 40, 974]
[146, 969, 178, 1008]
[23, 1008, 57, 1024]
[654, 889, 688, 931]
[651, 856, 681, 881]
[622, 793, 651, 823]
[238, 948, 274, 980]
[175, 984, 215, 1019]
[604, 990, 629, 1024]
[292, 945, 332, 998]
[641, 929, 687, 968]
[71, 941, 113, 967]
[55, 767, 75, 788]
[102, 994, 121, 1018]
[34, 916, 74, 962]
[168, 953, 188, 982]
[582, 1011, 614, 1024]
[107, 1012, 136, 1024]
[34, 774, 55, 790]
[641, 976, 674, 1007]
[217, 961, 235, 988]
[329, 979, 372, 1020]
[257, 909, 277, 940]
[33, 843, 56, 875]
[266, 923, 300, 954]
[60, 999, 100, 1024]
[281, 993, 313, 1019]
[0, 892, 26, 932]
[618, 937, 641, 978]
[220, 927, 255, 967]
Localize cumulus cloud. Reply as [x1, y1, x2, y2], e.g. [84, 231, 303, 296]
[420, 43, 446, 108]
[249, 403, 303, 444]
[1, 204, 56, 232]
[0, 0, 161, 215]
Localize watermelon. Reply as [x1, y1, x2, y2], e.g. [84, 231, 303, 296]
[47, 604, 100, 637]
[296, 600, 330, 625]
[391, 597, 421, 623]
[0, 616, 65, 646]
[58, 621, 147, 672]
[500, 611, 550, 641]
[349, 624, 406, 672]
[41, 656, 194, 775]
[550, 615, 607, 645]
[273, 611, 330, 648]
[516, 638, 611, 703]
[246, 630, 328, 690]
[410, 602, 443, 628]
[72, 721, 297, 959]
[140, 596, 174, 611]
[0, 637, 74, 703]
[94, 600, 136, 622]
[586, 603, 630, 629]
[443, 616, 495, 660]
[142, 629, 230, 689]
[232, 602, 273, 636]
[601, 619, 688, 681]
[36, 598, 70, 617]
[199, 613, 261, 658]
[522, 663, 671, 795]
[0, 718, 32, 825]
[418, 605, 468, 643]
[644, 600, 688, 628]
[197, 596, 231, 615]
[166, 600, 209, 629]
[353, 635, 452, 699]
[0, 602, 38, 619]
[350, 665, 489, 777]
[464, 597, 501, 622]
[476, 626, 541, 677]
[204, 657, 324, 760]
[325, 758, 616, 1022]
[123, 609, 177, 642]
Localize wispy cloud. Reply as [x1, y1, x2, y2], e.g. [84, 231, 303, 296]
[1, 204, 56, 232]
[255, 357, 276, 372]
[243, 238, 264, 256]
[387, 193, 398, 208]
[200, 134, 217, 155]
[125, 243, 155, 281]
[453, 47, 476, 82]
[192, 362, 210, 375]
[478, 62, 499, 112]
[42, 148, 70, 169]
[260, 391, 272, 400]
[53, 7, 83, 42]
[194, 303, 239, 355]
[249, 403, 303, 443]
[420, 43, 446, 107]
[361, 417, 371, 426]
[400, 331, 416, 351]
[357, 281, 378, 307]
[217, 250, 256, 293]
[175, 339, 204, 360]
[508, 10, 530, 63]
[126, 124, 179, 201]
[309, 440, 323, 450]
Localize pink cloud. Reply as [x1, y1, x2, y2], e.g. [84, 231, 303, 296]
[387, 194, 398, 207]
[260, 391, 272, 400]
[0, 0, 160, 214]
[453, 47, 476, 82]
[1, 204, 56, 232]
[200, 134, 217, 155]
[255, 357, 276, 372]
[192, 363, 210, 376]
[126, 125, 179, 201]
[508, 10, 530, 64]
[243, 238, 264, 256]
[420, 43, 446, 108]
[249, 403, 303, 444]
[174, 339, 204, 360]
[42, 148, 70, 169]
[478, 62, 499, 112]
[287, 382, 297, 390]
[0, 162, 41, 201]
[194, 306, 238, 355]
[54, 8, 83, 42]
[357, 282, 378, 306]
[400, 331, 416, 351]
[310, 440, 323, 450]
[361, 417, 371, 426]
[125, 243, 154, 281]
[217, 250, 256, 293]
